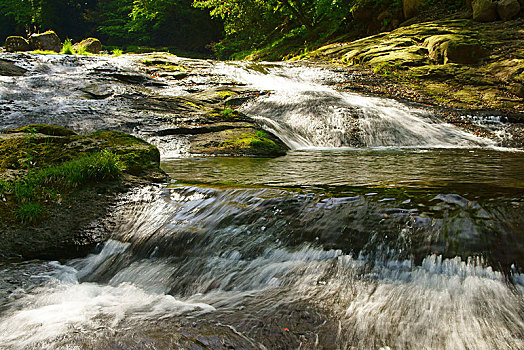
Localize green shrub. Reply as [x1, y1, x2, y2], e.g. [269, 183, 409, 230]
[112, 49, 123, 56]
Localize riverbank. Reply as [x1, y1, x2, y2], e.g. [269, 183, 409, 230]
[302, 17, 523, 112]
[0, 125, 166, 260]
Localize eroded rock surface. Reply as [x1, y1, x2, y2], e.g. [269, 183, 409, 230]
[308, 18, 524, 111]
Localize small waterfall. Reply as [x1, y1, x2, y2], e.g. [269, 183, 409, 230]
[0, 184, 522, 349]
[216, 62, 494, 149]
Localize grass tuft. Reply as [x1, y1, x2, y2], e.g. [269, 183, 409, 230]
[60, 39, 74, 55]
[17, 203, 44, 224]
[0, 150, 123, 224]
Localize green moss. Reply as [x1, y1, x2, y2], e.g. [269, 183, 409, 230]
[184, 100, 207, 110]
[217, 91, 238, 99]
[29, 50, 57, 55]
[220, 108, 236, 119]
[220, 129, 282, 155]
[156, 64, 186, 71]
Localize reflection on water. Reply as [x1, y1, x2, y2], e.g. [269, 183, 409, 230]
[162, 148, 524, 188]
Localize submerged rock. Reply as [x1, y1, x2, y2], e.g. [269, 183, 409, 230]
[5, 36, 31, 53]
[29, 30, 62, 52]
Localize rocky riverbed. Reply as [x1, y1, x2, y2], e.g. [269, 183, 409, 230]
[1, 49, 523, 261]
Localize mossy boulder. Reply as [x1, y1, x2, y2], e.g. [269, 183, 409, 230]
[29, 30, 62, 52]
[73, 37, 102, 54]
[0, 126, 161, 177]
[424, 35, 488, 64]
[189, 127, 288, 157]
[5, 36, 31, 53]
[472, 0, 498, 22]
[0, 125, 165, 259]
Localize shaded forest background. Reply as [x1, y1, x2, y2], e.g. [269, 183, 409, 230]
[0, 0, 467, 58]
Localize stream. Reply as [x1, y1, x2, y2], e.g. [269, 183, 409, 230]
[0, 53, 523, 349]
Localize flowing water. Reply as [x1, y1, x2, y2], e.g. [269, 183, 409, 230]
[1, 54, 524, 349]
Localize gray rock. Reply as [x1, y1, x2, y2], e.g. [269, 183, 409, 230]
[5, 36, 31, 52]
[472, 0, 498, 22]
[497, 0, 521, 20]
[0, 59, 27, 76]
[29, 31, 62, 52]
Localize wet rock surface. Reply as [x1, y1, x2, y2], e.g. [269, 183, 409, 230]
[0, 58, 27, 76]
[0, 52, 288, 157]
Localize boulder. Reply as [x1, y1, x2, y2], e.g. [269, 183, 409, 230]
[424, 35, 487, 64]
[472, 0, 498, 22]
[403, 0, 425, 19]
[5, 36, 31, 52]
[496, 0, 521, 20]
[29, 31, 62, 52]
[73, 38, 102, 54]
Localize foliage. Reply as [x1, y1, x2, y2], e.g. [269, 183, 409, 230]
[1, 0, 468, 59]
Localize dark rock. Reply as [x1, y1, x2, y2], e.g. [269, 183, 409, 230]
[0, 59, 27, 76]
[29, 31, 62, 52]
[496, 0, 521, 20]
[157, 122, 253, 136]
[73, 37, 102, 54]
[5, 36, 31, 52]
[79, 84, 114, 99]
[403, 0, 425, 19]
[472, 0, 498, 22]
[7, 124, 78, 136]
[110, 72, 167, 86]
[424, 35, 487, 64]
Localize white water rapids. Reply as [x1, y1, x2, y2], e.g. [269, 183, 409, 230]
[0, 54, 523, 349]
[215, 62, 495, 149]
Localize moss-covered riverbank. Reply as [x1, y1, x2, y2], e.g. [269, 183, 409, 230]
[0, 125, 166, 260]
[294, 17, 523, 113]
